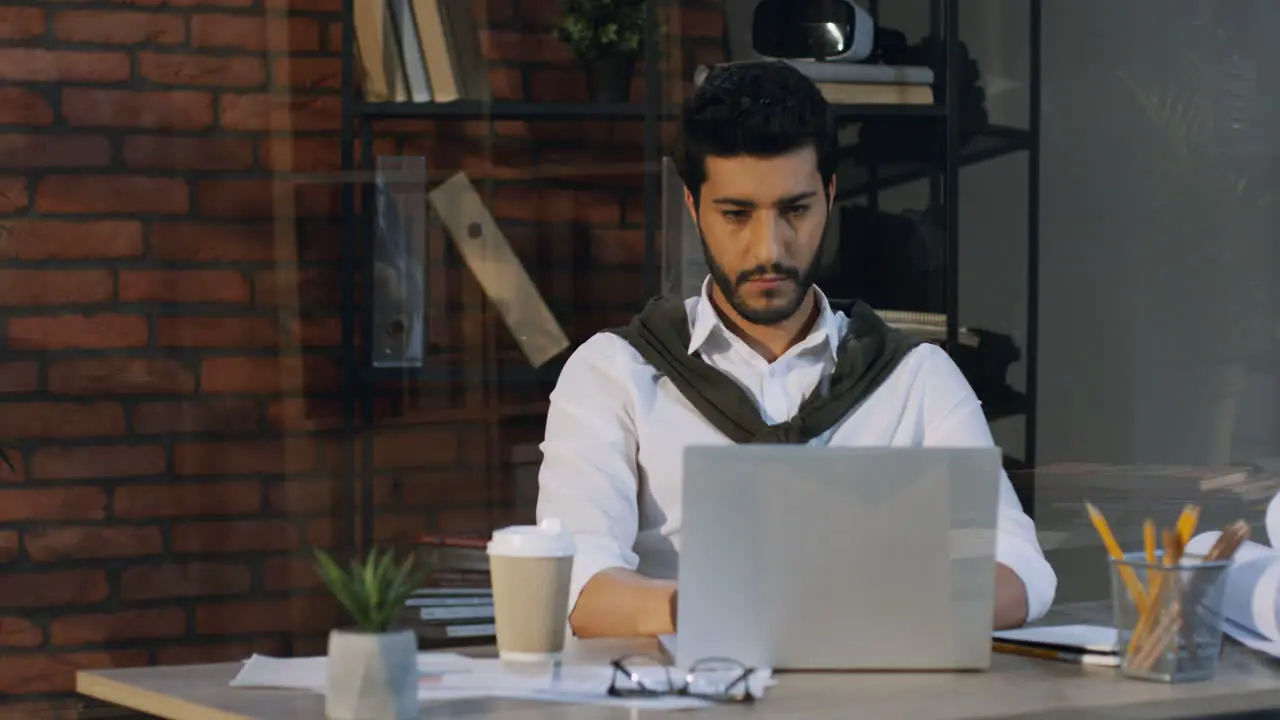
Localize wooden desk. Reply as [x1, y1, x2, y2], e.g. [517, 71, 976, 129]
[76, 605, 1280, 720]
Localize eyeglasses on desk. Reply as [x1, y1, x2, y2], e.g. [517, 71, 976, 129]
[607, 654, 759, 703]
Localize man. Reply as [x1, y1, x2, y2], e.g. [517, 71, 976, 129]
[536, 61, 1056, 639]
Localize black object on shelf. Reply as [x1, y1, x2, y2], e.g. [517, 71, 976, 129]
[837, 126, 1031, 200]
[832, 103, 944, 120]
[952, 329, 1027, 422]
[859, 31, 991, 162]
[820, 204, 945, 314]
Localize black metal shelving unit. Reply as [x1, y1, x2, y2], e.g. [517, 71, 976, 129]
[841, 0, 1042, 515]
[337, 0, 1044, 549]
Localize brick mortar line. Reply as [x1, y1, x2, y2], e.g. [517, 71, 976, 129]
[3, 5, 343, 19]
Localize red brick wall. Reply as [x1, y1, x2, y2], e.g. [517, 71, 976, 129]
[0, 0, 722, 702]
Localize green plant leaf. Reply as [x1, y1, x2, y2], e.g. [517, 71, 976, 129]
[313, 546, 424, 632]
[314, 549, 368, 628]
[553, 0, 653, 60]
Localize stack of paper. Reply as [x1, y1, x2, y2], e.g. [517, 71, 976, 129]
[1185, 493, 1280, 658]
[230, 651, 774, 710]
[993, 625, 1120, 667]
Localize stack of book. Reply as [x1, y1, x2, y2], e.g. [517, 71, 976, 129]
[694, 59, 934, 105]
[352, 0, 490, 103]
[397, 535, 495, 646]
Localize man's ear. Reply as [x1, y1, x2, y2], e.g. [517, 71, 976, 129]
[827, 175, 837, 211]
[683, 186, 698, 223]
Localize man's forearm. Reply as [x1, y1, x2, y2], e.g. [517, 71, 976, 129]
[993, 562, 1029, 630]
[570, 568, 677, 638]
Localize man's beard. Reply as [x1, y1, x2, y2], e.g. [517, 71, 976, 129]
[699, 224, 831, 327]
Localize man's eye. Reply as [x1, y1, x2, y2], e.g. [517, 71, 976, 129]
[722, 210, 748, 222]
[783, 205, 809, 217]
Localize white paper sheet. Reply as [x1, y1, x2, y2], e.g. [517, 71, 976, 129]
[1223, 617, 1280, 657]
[993, 624, 1119, 653]
[1187, 530, 1280, 656]
[1267, 492, 1280, 548]
[230, 651, 774, 710]
[230, 652, 475, 693]
[420, 659, 753, 709]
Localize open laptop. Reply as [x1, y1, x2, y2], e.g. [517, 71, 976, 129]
[675, 445, 1001, 671]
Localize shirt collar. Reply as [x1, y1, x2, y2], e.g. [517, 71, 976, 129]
[686, 276, 844, 358]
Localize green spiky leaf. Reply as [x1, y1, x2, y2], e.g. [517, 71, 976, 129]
[314, 546, 427, 632]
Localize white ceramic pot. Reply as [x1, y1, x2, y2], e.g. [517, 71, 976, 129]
[325, 628, 417, 720]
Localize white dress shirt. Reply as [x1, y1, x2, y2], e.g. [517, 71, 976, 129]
[536, 280, 1057, 625]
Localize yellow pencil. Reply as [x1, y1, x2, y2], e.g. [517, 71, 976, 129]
[1175, 505, 1200, 547]
[1085, 502, 1147, 608]
[1143, 519, 1156, 565]
[1127, 526, 1172, 657]
[993, 641, 1118, 667]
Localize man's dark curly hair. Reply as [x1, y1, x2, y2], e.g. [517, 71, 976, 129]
[675, 61, 837, 206]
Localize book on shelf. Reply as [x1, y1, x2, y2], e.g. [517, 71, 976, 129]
[815, 82, 932, 105]
[695, 60, 934, 106]
[868, 309, 978, 347]
[388, 0, 430, 101]
[352, 0, 406, 101]
[407, 588, 492, 605]
[416, 533, 489, 573]
[351, 0, 490, 103]
[396, 594, 495, 644]
[400, 535, 497, 645]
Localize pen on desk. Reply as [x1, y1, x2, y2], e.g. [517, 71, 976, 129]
[992, 642, 1119, 668]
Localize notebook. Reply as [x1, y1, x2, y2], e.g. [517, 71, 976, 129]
[991, 625, 1119, 667]
[993, 624, 1119, 654]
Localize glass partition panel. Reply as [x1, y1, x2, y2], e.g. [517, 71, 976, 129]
[0, 0, 358, 705]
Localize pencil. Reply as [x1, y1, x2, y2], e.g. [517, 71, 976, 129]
[1175, 505, 1200, 546]
[1129, 519, 1249, 672]
[1143, 520, 1156, 565]
[1085, 502, 1147, 607]
[1126, 520, 1161, 658]
[993, 642, 1119, 668]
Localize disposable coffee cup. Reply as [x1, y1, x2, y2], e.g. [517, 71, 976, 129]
[487, 518, 575, 662]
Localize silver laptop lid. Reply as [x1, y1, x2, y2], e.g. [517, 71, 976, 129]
[677, 445, 1001, 670]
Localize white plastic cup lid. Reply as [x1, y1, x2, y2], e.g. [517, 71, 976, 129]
[486, 518, 575, 558]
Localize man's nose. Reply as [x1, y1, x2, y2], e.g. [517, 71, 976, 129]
[746, 213, 786, 267]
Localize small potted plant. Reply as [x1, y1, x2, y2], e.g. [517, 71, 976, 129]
[553, 0, 647, 103]
[314, 546, 425, 720]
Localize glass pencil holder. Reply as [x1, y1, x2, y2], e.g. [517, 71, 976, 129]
[1110, 552, 1231, 683]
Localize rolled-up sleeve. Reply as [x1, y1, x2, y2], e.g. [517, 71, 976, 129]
[535, 334, 642, 620]
[916, 345, 1058, 622]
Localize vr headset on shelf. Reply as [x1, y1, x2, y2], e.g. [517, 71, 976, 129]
[752, 0, 876, 62]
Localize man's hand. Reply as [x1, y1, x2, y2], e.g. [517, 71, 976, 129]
[993, 563, 1029, 630]
[570, 568, 678, 638]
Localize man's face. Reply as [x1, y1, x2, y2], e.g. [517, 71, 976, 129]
[686, 146, 832, 327]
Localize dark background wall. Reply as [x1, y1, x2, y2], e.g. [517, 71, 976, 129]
[0, 0, 722, 700]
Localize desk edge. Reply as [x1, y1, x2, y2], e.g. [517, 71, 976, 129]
[76, 670, 253, 720]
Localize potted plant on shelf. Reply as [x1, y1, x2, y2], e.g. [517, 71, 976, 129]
[553, 0, 647, 103]
[314, 546, 425, 720]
